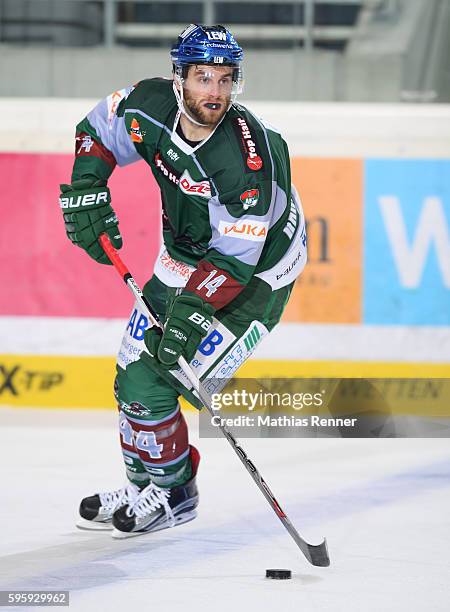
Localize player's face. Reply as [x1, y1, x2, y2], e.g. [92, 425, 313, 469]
[182, 65, 234, 126]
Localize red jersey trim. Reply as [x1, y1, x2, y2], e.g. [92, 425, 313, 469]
[75, 131, 117, 169]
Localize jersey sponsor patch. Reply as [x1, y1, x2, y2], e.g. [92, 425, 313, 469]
[240, 188, 259, 210]
[247, 157, 262, 171]
[179, 169, 211, 198]
[255, 201, 307, 290]
[154, 154, 211, 199]
[233, 116, 264, 172]
[190, 319, 237, 378]
[282, 195, 299, 239]
[156, 247, 196, 286]
[218, 219, 268, 241]
[201, 321, 269, 395]
[154, 151, 181, 187]
[167, 148, 179, 161]
[130, 118, 145, 143]
[117, 301, 149, 369]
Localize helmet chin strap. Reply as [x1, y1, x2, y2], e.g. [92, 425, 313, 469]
[172, 79, 209, 128]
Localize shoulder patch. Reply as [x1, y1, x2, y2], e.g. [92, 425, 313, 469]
[130, 118, 145, 143]
[232, 116, 264, 172]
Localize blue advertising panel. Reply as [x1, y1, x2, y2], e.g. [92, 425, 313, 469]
[364, 160, 450, 325]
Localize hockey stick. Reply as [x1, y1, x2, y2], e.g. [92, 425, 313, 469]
[99, 234, 330, 567]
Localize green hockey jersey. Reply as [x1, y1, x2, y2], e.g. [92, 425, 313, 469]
[71, 78, 306, 309]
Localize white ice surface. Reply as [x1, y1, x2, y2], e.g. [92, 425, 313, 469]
[0, 408, 449, 612]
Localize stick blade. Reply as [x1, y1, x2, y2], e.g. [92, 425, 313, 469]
[283, 517, 330, 566]
[304, 538, 330, 567]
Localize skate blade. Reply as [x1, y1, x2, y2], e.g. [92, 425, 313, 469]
[111, 510, 197, 539]
[76, 518, 114, 531]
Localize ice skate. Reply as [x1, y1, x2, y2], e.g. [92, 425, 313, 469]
[112, 447, 199, 538]
[76, 482, 140, 531]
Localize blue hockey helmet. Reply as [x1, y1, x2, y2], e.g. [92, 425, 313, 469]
[171, 24, 244, 127]
[171, 24, 243, 68]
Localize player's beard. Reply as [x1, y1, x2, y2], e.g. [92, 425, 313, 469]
[183, 89, 230, 127]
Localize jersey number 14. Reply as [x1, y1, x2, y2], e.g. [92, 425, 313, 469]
[196, 269, 227, 298]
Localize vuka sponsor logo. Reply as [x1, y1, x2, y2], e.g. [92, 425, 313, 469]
[219, 219, 268, 241]
[59, 191, 108, 209]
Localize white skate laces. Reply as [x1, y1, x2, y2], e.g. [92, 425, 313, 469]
[99, 483, 139, 513]
[126, 482, 175, 527]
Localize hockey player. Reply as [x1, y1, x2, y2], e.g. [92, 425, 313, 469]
[59, 24, 307, 538]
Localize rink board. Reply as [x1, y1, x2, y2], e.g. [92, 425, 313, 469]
[0, 150, 449, 324]
[1, 353, 449, 411]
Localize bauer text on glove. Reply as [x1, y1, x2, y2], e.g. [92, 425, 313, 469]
[59, 178, 122, 264]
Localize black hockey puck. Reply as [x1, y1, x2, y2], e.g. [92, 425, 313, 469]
[265, 569, 292, 579]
